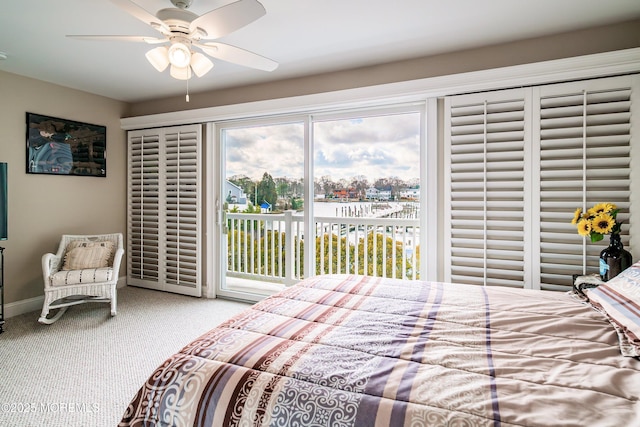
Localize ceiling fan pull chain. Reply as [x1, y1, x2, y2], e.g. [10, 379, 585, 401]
[186, 69, 190, 102]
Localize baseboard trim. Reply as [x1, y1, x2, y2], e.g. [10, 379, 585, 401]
[5, 295, 44, 318]
[5, 276, 127, 319]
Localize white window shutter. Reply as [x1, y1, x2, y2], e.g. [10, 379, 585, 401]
[444, 88, 531, 288]
[128, 132, 160, 282]
[535, 76, 633, 290]
[128, 125, 202, 297]
[445, 75, 635, 290]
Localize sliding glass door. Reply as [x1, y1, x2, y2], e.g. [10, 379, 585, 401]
[214, 105, 426, 301]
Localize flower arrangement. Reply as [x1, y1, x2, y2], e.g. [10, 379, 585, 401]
[571, 202, 621, 243]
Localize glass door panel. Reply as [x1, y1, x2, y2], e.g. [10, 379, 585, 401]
[312, 111, 422, 279]
[218, 121, 304, 300]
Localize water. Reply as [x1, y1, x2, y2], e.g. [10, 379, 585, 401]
[310, 201, 418, 218]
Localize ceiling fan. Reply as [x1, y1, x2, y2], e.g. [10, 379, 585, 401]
[68, 0, 278, 82]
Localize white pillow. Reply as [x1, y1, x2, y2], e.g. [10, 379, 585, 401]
[586, 260, 640, 357]
[62, 240, 114, 270]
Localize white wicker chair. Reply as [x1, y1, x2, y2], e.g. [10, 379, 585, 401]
[39, 233, 124, 324]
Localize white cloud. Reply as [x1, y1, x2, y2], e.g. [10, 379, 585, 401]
[224, 112, 420, 183]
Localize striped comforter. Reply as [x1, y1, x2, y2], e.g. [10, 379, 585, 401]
[119, 275, 640, 426]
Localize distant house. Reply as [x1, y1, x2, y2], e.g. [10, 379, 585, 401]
[378, 190, 391, 201]
[333, 189, 348, 199]
[225, 180, 247, 205]
[365, 187, 379, 200]
[399, 188, 420, 201]
[260, 201, 272, 213]
[365, 187, 391, 201]
[331, 188, 358, 199]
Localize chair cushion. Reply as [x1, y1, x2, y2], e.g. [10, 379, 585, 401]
[62, 241, 114, 270]
[51, 267, 114, 287]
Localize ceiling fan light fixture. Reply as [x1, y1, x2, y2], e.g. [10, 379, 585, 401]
[170, 64, 191, 80]
[70, 0, 280, 86]
[168, 42, 192, 68]
[190, 52, 214, 77]
[145, 46, 170, 72]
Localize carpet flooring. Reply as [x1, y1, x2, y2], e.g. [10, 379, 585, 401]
[0, 286, 251, 427]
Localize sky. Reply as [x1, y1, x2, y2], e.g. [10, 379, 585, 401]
[223, 111, 421, 184]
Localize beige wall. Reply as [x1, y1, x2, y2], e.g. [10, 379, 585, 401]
[0, 70, 129, 306]
[129, 18, 640, 117]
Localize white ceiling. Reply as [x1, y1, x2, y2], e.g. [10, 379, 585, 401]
[2, 0, 640, 103]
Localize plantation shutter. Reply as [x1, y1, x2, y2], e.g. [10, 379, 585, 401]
[445, 75, 636, 290]
[444, 89, 531, 288]
[129, 132, 160, 283]
[535, 76, 634, 290]
[128, 124, 202, 297]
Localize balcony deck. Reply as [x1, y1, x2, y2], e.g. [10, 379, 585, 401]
[224, 209, 421, 295]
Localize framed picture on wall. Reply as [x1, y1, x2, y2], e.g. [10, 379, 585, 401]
[26, 112, 107, 177]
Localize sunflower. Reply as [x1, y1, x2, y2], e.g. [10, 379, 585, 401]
[588, 202, 617, 217]
[577, 218, 592, 237]
[572, 202, 621, 242]
[591, 213, 616, 234]
[571, 208, 582, 225]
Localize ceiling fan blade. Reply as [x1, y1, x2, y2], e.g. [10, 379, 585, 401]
[67, 35, 168, 44]
[190, 0, 266, 39]
[109, 0, 171, 34]
[197, 42, 278, 71]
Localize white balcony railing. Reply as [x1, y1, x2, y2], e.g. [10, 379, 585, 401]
[225, 210, 420, 285]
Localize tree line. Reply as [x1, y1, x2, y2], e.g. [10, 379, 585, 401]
[228, 173, 419, 207]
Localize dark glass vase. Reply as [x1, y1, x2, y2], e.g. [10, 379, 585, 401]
[599, 233, 632, 281]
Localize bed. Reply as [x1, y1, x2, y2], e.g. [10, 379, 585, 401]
[119, 264, 640, 426]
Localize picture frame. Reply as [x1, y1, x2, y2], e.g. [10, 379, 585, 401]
[26, 112, 106, 177]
